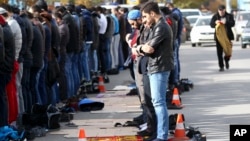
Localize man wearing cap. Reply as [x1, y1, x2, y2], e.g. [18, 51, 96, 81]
[0, 5, 22, 124]
[127, 9, 157, 141]
[210, 5, 235, 72]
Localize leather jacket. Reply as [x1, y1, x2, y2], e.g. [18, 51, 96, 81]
[146, 17, 174, 74]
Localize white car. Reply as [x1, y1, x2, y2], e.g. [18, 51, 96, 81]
[234, 11, 250, 41]
[190, 16, 215, 47]
[186, 15, 200, 27]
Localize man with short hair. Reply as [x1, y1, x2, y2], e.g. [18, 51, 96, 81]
[139, 1, 174, 140]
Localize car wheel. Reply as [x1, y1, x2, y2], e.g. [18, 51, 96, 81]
[191, 43, 196, 47]
[198, 43, 201, 46]
[242, 44, 247, 49]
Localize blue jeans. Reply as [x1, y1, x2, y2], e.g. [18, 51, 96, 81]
[65, 53, 74, 98]
[81, 42, 91, 81]
[106, 38, 112, 71]
[89, 49, 98, 72]
[0, 74, 11, 127]
[72, 53, 80, 95]
[39, 59, 48, 105]
[30, 67, 41, 105]
[176, 39, 181, 81]
[148, 71, 170, 140]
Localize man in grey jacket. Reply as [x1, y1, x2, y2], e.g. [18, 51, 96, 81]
[138, 1, 174, 141]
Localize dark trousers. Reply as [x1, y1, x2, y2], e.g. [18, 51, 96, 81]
[216, 39, 229, 69]
[30, 67, 40, 105]
[58, 54, 68, 101]
[0, 74, 11, 127]
[98, 34, 108, 73]
[22, 60, 32, 113]
[142, 74, 157, 132]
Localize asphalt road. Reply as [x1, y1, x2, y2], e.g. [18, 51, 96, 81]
[35, 41, 250, 141]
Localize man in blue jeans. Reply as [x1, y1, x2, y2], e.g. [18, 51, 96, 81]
[138, 1, 174, 141]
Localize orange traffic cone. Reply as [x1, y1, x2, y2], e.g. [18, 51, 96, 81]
[172, 88, 182, 106]
[98, 76, 106, 93]
[78, 128, 87, 141]
[174, 114, 189, 140]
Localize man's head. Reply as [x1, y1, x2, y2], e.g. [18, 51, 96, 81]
[54, 12, 63, 24]
[127, 9, 142, 29]
[218, 5, 226, 16]
[140, 1, 160, 26]
[0, 7, 8, 19]
[165, 2, 174, 11]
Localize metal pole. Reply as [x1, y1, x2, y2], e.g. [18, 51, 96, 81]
[226, 0, 231, 13]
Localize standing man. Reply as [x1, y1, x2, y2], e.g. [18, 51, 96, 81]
[165, 2, 182, 83]
[139, 1, 174, 141]
[210, 5, 235, 71]
[0, 14, 15, 129]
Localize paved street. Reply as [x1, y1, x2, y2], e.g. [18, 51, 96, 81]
[36, 41, 250, 141]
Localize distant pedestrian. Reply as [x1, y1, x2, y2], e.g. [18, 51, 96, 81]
[210, 5, 235, 71]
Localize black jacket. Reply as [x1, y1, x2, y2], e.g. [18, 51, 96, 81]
[20, 13, 33, 61]
[0, 23, 15, 74]
[146, 17, 174, 74]
[31, 25, 43, 68]
[0, 26, 4, 64]
[62, 12, 79, 53]
[210, 12, 235, 41]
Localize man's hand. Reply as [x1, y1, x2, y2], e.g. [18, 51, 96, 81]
[126, 33, 131, 44]
[215, 20, 221, 24]
[132, 46, 144, 56]
[141, 44, 155, 54]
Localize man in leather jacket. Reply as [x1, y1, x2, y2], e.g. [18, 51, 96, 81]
[137, 1, 174, 141]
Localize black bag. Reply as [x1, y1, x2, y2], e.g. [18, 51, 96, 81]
[46, 57, 60, 87]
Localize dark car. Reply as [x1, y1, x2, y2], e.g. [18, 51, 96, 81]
[241, 20, 250, 48]
[181, 17, 192, 42]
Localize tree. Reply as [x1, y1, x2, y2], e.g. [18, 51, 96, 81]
[173, 0, 210, 9]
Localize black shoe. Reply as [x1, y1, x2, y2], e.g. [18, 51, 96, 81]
[107, 68, 119, 75]
[133, 114, 144, 122]
[102, 73, 110, 83]
[137, 129, 153, 137]
[143, 134, 157, 141]
[219, 68, 224, 72]
[225, 61, 229, 69]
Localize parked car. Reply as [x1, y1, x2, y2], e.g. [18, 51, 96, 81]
[180, 9, 202, 18]
[234, 11, 250, 41]
[190, 16, 215, 47]
[241, 20, 250, 48]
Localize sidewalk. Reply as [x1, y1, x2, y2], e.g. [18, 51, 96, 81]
[36, 69, 141, 141]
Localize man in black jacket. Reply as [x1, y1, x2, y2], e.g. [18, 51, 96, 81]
[138, 1, 174, 141]
[0, 15, 15, 128]
[210, 5, 235, 71]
